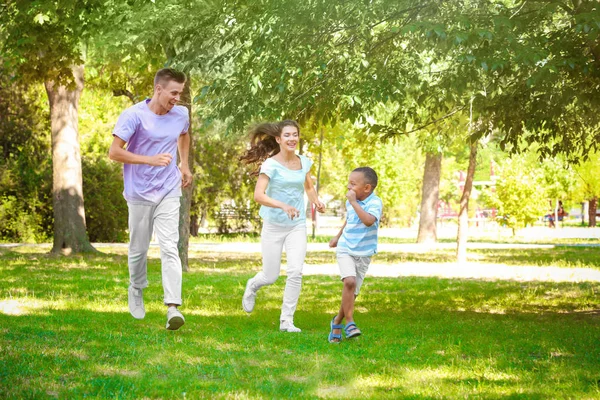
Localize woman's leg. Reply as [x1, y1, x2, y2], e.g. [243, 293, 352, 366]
[250, 221, 286, 291]
[280, 223, 307, 321]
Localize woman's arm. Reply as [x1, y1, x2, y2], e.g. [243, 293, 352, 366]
[254, 174, 300, 220]
[304, 173, 326, 212]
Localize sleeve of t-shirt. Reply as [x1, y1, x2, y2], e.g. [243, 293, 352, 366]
[181, 107, 190, 135]
[302, 155, 314, 174]
[366, 197, 383, 221]
[112, 109, 138, 142]
[259, 158, 276, 179]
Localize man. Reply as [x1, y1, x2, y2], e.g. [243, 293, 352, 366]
[109, 68, 192, 330]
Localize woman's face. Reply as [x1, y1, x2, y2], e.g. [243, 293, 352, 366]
[277, 125, 299, 152]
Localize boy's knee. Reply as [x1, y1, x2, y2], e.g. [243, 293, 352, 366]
[343, 276, 357, 290]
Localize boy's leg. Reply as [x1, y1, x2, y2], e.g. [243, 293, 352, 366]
[280, 223, 307, 322]
[332, 254, 358, 336]
[127, 202, 155, 319]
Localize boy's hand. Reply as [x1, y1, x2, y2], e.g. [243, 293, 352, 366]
[315, 200, 326, 213]
[329, 237, 338, 248]
[346, 189, 357, 203]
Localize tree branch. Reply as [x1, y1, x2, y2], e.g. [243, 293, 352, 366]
[113, 89, 136, 104]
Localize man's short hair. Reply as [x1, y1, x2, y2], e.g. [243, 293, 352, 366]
[353, 167, 378, 189]
[154, 68, 186, 87]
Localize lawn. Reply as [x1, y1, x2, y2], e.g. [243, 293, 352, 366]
[1, 245, 599, 399]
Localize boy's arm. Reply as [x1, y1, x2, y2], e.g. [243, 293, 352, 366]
[329, 220, 347, 248]
[347, 190, 377, 226]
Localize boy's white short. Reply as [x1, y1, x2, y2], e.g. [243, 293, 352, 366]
[336, 253, 371, 296]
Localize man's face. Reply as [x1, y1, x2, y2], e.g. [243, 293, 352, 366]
[347, 171, 371, 200]
[156, 80, 185, 112]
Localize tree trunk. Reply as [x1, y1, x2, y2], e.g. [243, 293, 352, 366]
[589, 198, 597, 227]
[417, 152, 442, 244]
[178, 77, 193, 272]
[456, 142, 478, 264]
[45, 65, 95, 254]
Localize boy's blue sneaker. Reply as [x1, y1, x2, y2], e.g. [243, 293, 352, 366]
[328, 317, 344, 343]
[345, 322, 362, 339]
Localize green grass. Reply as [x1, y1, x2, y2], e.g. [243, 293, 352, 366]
[1, 246, 600, 399]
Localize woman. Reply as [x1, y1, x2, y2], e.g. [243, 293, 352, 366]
[240, 120, 325, 332]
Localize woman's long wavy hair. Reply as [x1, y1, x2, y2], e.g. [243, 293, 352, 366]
[240, 120, 300, 175]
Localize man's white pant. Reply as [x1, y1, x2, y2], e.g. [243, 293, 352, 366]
[248, 221, 307, 321]
[127, 197, 182, 305]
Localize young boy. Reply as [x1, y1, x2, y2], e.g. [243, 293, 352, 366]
[328, 167, 382, 343]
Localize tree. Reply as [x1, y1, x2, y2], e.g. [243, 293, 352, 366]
[479, 154, 548, 235]
[0, 1, 117, 253]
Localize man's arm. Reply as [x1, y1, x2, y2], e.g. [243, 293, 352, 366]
[177, 133, 192, 188]
[108, 136, 172, 166]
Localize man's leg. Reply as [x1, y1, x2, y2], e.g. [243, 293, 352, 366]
[127, 202, 155, 319]
[153, 197, 183, 307]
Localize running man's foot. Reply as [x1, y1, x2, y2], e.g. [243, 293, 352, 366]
[128, 286, 145, 319]
[166, 307, 185, 330]
[242, 279, 257, 313]
[280, 320, 302, 332]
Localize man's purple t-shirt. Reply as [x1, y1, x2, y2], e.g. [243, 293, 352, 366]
[113, 99, 189, 204]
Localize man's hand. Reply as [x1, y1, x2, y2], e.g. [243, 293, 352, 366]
[346, 189, 357, 203]
[147, 153, 173, 167]
[179, 164, 193, 188]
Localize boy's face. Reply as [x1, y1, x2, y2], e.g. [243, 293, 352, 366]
[347, 171, 372, 201]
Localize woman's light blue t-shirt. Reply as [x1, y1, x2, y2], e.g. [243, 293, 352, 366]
[259, 154, 313, 226]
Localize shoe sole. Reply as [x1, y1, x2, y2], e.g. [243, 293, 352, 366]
[166, 316, 185, 331]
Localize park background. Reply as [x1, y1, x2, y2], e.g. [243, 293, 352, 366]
[1, 0, 600, 398]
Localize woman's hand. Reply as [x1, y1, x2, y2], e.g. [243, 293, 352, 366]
[315, 200, 326, 213]
[282, 204, 300, 220]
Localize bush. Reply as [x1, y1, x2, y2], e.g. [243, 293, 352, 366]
[82, 156, 128, 242]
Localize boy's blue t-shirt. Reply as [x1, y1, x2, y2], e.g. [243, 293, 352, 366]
[337, 192, 383, 257]
[259, 154, 313, 226]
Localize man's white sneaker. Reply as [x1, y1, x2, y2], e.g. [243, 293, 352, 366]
[242, 279, 256, 313]
[280, 320, 301, 332]
[128, 286, 145, 319]
[166, 307, 185, 331]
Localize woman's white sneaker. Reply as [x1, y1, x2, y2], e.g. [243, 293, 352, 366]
[242, 280, 257, 313]
[280, 320, 301, 332]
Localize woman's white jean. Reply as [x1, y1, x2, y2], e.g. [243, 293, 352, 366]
[248, 221, 307, 321]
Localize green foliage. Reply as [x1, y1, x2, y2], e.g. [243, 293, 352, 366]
[0, 75, 53, 242]
[82, 156, 128, 242]
[194, 124, 260, 233]
[479, 154, 548, 234]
